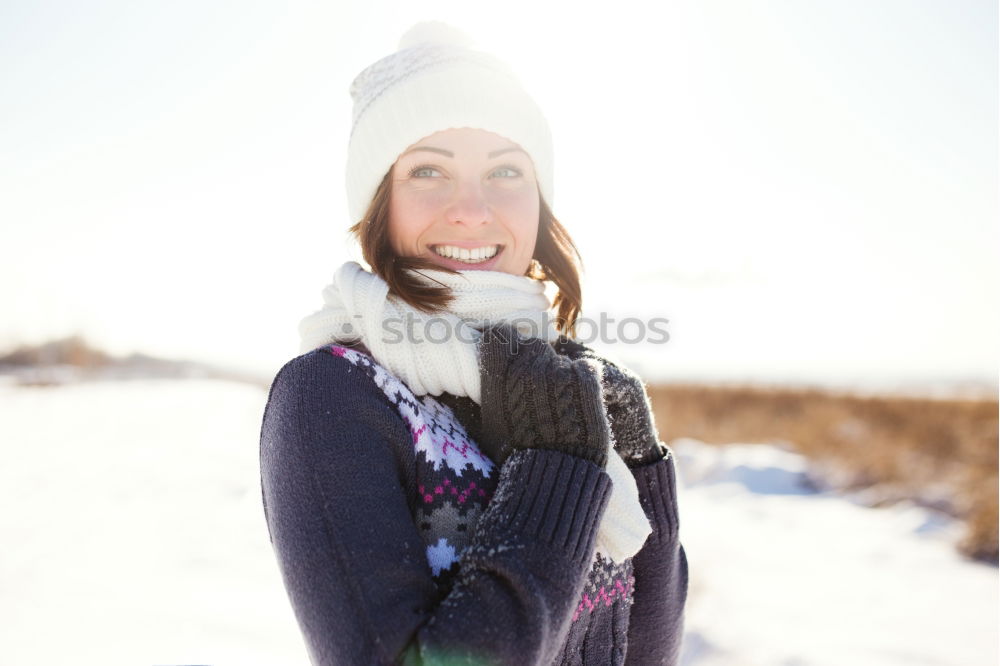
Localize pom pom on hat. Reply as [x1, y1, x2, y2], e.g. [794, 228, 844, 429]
[398, 20, 475, 50]
[344, 22, 554, 224]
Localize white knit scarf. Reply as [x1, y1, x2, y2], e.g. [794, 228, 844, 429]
[299, 261, 652, 563]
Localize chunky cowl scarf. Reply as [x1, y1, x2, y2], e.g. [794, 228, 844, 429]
[298, 261, 652, 563]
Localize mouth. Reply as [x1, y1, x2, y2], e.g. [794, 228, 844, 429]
[428, 243, 504, 268]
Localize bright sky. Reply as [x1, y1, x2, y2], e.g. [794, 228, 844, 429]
[1, 0, 997, 390]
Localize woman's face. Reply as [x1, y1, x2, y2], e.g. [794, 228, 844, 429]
[388, 127, 540, 276]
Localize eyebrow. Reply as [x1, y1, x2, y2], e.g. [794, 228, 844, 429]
[401, 146, 528, 159]
[487, 146, 527, 158]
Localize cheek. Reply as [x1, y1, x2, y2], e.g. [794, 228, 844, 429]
[388, 191, 442, 253]
[501, 193, 540, 250]
[490, 190, 539, 274]
[386, 205, 411, 254]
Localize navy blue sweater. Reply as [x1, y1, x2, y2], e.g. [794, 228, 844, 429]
[259, 344, 687, 664]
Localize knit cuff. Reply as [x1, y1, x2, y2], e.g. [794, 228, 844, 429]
[630, 448, 681, 545]
[475, 449, 612, 565]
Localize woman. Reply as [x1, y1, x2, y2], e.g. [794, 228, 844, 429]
[260, 22, 688, 665]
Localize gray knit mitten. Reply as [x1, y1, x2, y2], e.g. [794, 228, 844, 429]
[477, 323, 611, 469]
[553, 338, 667, 469]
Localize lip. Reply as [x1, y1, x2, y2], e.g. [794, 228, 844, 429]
[426, 244, 505, 271]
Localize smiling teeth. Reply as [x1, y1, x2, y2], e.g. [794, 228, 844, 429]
[433, 245, 500, 263]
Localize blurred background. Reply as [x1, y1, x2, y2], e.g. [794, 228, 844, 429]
[1, 1, 996, 665]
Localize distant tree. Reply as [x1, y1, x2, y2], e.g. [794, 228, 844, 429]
[0, 335, 112, 367]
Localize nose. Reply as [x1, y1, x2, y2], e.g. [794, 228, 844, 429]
[445, 178, 491, 227]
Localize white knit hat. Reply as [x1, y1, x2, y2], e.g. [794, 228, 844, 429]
[345, 21, 554, 224]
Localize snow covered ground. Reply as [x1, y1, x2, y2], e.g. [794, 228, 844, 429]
[1, 379, 995, 665]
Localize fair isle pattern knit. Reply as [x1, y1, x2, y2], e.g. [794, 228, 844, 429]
[324, 343, 635, 626]
[573, 553, 636, 623]
[326, 344, 493, 587]
[555, 553, 636, 665]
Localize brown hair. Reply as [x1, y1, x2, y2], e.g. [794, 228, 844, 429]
[348, 168, 584, 337]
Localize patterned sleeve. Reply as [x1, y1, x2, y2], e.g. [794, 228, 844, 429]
[259, 350, 613, 665]
[623, 448, 689, 665]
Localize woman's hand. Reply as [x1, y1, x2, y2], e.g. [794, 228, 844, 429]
[553, 338, 667, 469]
[477, 323, 611, 468]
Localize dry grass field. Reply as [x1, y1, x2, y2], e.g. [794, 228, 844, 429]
[647, 383, 999, 564]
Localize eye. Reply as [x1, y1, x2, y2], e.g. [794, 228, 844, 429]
[490, 165, 522, 179]
[409, 165, 442, 178]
